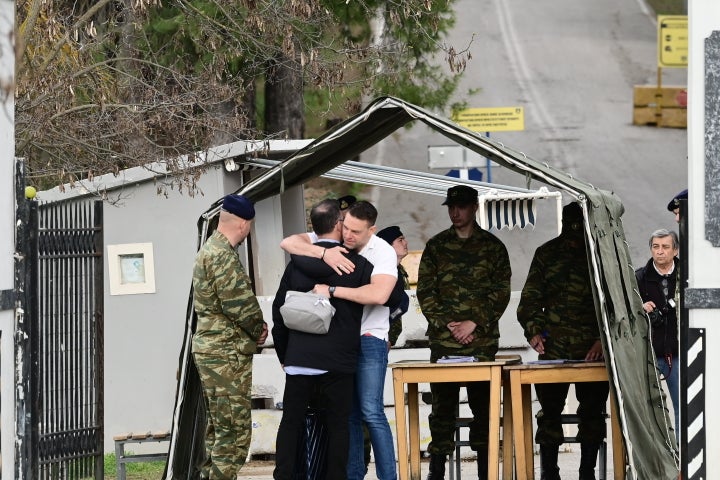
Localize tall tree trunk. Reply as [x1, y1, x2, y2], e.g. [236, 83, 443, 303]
[265, 53, 304, 138]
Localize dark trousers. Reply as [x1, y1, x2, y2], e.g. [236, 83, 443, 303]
[534, 381, 610, 446]
[274, 372, 354, 479]
[427, 381, 491, 454]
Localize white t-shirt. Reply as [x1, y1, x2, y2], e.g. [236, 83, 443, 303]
[304, 231, 398, 340]
[358, 235, 398, 340]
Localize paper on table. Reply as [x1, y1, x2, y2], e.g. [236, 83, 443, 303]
[437, 355, 477, 364]
[526, 359, 590, 364]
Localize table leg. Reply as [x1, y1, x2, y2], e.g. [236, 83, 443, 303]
[522, 384, 534, 480]
[510, 371, 528, 480]
[502, 377, 513, 480]
[488, 367, 502, 480]
[610, 397, 625, 480]
[393, 371, 409, 480]
[408, 383, 421, 480]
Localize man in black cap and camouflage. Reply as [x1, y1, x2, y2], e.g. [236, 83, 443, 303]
[376, 225, 411, 347]
[192, 194, 268, 479]
[667, 188, 687, 223]
[517, 201, 606, 480]
[417, 185, 511, 480]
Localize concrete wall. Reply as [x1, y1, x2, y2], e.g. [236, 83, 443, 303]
[98, 166, 237, 451]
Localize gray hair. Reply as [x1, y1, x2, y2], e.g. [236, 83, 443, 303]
[649, 229, 679, 250]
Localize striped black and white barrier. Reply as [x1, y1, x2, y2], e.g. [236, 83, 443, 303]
[686, 327, 705, 480]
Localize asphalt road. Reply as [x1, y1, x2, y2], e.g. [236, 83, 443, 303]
[362, 0, 687, 287]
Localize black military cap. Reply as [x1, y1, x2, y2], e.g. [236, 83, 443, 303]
[221, 194, 255, 220]
[442, 185, 478, 206]
[338, 195, 357, 210]
[377, 225, 403, 245]
[562, 202, 583, 223]
[667, 189, 688, 211]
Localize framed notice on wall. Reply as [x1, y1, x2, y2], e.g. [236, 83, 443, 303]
[107, 243, 156, 295]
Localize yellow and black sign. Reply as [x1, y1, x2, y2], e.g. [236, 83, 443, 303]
[452, 107, 525, 132]
[658, 15, 688, 68]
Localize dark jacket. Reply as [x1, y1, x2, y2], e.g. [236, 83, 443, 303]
[272, 241, 373, 373]
[635, 257, 679, 357]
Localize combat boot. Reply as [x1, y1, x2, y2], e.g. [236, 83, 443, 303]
[579, 442, 601, 480]
[426, 453, 446, 480]
[476, 447, 489, 480]
[539, 444, 561, 480]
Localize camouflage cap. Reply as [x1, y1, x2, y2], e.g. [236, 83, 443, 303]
[442, 185, 478, 206]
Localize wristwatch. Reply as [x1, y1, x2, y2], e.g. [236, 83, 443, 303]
[329, 286, 336, 298]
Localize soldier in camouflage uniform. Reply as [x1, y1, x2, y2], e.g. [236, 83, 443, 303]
[417, 185, 511, 480]
[192, 194, 268, 480]
[517, 202, 607, 480]
[377, 225, 411, 347]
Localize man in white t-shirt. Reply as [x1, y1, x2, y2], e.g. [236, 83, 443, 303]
[280, 200, 398, 480]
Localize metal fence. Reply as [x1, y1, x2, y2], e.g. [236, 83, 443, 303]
[32, 200, 104, 479]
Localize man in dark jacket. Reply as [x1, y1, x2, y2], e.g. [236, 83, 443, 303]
[517, 202, 606, 480]
[272, 199, 374, 480]
[635, 229, 680, 437]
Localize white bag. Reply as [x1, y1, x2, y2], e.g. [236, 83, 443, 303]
[280, 291, 336, 334]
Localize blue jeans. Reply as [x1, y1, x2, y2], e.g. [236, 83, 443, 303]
[658, 355, 680, 440]
[347, 335, 397, 480]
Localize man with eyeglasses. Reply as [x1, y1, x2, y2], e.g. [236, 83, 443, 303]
[635, 229, 680, 437]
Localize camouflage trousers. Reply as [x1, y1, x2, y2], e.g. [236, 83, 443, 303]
[534, 381, 610, 446]
[426, 381, 491, 455]
[193, 352, 253, 480]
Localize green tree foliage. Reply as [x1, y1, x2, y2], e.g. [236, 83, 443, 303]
[16, 0, 468, 194]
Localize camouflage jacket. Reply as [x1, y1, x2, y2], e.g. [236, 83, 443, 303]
[417, 223, 511, 359]
[192, 230, 264, 355]
[517, 234, 599, 359]
[388, 264, 410, 346]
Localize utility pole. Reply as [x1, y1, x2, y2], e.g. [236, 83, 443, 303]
[0, 1, 16, 478]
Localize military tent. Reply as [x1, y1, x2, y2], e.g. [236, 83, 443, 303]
[165, 96, 678, 480]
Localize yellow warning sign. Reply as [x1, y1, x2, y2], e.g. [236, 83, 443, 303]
[658, 15, 688, 68]
[452, 107, 525, 132]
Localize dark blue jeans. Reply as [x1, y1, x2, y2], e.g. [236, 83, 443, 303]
[347, 335, 397, 480]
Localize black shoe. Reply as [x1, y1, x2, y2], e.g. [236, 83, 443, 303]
[426, 453, 446, 480]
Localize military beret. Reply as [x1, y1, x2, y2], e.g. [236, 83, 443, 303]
[377, 225, 403, 245]
[667, 189, 688, 211]
[442, 185, 478, 206]
[221, 194, 255, 220]
[337, 195, 357, 210]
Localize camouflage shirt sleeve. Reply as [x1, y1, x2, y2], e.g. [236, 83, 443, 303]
[417, 225, 511, 356]
[192, 231, 264, 355]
